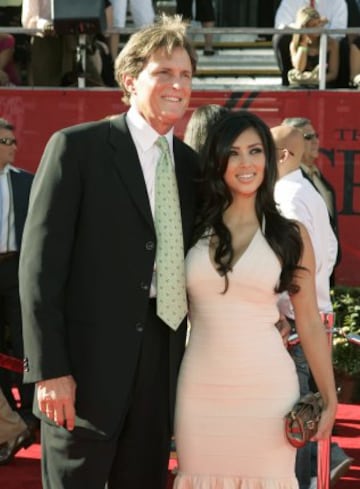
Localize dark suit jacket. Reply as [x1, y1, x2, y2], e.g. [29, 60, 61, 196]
[300, 166, 341, 267]
[9, 168, 34, 249]
[19, 114, 199, 437]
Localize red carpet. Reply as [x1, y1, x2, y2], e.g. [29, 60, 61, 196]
[0, 404, 358, 489]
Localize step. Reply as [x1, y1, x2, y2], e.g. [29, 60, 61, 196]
[195, 48, 280, 77]
[192, 40, 273, 50]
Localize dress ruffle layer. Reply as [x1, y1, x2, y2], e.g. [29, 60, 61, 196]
[173, 473, 299, 489]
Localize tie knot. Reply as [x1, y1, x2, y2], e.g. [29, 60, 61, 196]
[156, 136, 170, 154]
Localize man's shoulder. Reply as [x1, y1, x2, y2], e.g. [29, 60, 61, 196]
[174, 136, 197, 154]
[59, 114, 126, 137]
[173, 137, 199, 167]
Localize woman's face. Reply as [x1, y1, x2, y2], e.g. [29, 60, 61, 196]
[224, 127, 266, 199]
[306, 17, 323, 41]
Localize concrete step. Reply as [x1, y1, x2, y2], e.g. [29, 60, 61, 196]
[196, 48, 279, 77]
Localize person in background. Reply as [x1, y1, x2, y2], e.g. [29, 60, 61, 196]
[272, 124, 337, 489]
[271, 124, 353, 489]
[107, 0, 155, 60]
[281, 116, 340, 271]
[173, 110, 337, 489]
[0, 33, 21, 86]
[19, 15, 199, 489]
[273, 0, 348, 87]
[349, 35, 360, 87]
[21, 0, 77, 86]
[183, 104, 229, 153]
[256, 0, 278, 41]
[0, 118, 34, 429]
[21, 0, 106, 86]
[0, 386, 36, 465]
[176, 0, 216, 55]
[0, 1, 29, 86]
[287, 6, 339, 88]
[345, 0, 360, 86]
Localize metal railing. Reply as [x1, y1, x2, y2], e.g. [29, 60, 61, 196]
[1, 26, 360, 89]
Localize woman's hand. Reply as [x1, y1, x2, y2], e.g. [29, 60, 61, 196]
[311, 403, 337, 442]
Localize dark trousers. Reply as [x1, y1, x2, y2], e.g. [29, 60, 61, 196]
[41, 301, 172, 489]
[290, 343, 311, 489]
[0, 255, 34, 419]
[176, 0, 215, 22]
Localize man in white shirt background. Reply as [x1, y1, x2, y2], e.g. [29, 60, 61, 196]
[271, 124, 353, 489]
[281, 116, 341, 284]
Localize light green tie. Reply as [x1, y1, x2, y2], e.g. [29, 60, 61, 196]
[154, 136, 187, 331]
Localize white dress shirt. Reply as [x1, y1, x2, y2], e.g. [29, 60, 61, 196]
[126, 105, 174, 218]
[275, 0, 348, 39]
[0, 165, 20, 253]
[126, 105, 175, 296]
[274, 169, 338, 317]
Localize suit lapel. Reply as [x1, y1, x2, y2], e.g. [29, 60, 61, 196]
[9, 170, 20, 245]
[173, 138, 195, 249]
[108, 115, 154, 232]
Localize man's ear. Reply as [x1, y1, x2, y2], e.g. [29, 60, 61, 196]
[278, 148, 288, 164]
[122, 73, 136, 95]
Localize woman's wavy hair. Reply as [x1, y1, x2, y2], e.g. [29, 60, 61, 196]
[194, 110, 304, 294]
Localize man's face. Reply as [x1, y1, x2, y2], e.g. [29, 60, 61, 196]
[123, 46, 193, 134]
[0, 128, 17, 170]
[301, 123, 319, 165]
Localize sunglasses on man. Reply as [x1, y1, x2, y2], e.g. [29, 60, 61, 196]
[0, 137, 17, 146]
[303, 132, 319, 141]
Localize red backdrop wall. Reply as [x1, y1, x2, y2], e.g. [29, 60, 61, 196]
[1, 88, 359, 286]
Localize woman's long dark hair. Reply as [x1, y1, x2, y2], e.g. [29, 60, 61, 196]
[194, 110, 304, 294]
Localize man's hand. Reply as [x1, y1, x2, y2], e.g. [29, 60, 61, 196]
[37, 375, 77, 430]
[275, 316, 291, 347]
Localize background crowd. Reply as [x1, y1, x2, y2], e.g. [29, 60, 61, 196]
[1, 1, 360, 89]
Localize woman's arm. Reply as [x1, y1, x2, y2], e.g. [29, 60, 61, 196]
[290, 35, 310, 72]
[0, 34, 15, 70]
[290, 223, 337, 441]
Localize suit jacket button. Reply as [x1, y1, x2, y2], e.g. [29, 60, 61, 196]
[145, 241, 154, 251]
[140, 281, 149, 291]
[135, 322, 144, 332]
[23, 357, 29, 372]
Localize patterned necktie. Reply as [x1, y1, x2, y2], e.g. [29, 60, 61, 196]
[154, 136, 187, 331]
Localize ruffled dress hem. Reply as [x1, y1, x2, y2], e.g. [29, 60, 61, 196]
[173, 473, 299, 489]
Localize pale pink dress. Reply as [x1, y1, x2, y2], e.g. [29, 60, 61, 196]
[174, 229, 299, 489]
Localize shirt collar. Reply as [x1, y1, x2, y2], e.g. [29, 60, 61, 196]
[281, 168, 304, 182]
[0, 164, 20, 175]
[126, 105, 174, 152]
[301, 162, 320, 177]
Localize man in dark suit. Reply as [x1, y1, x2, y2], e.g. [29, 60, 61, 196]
[19, 15, 199, 489]
[0, 118, 34, 426]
